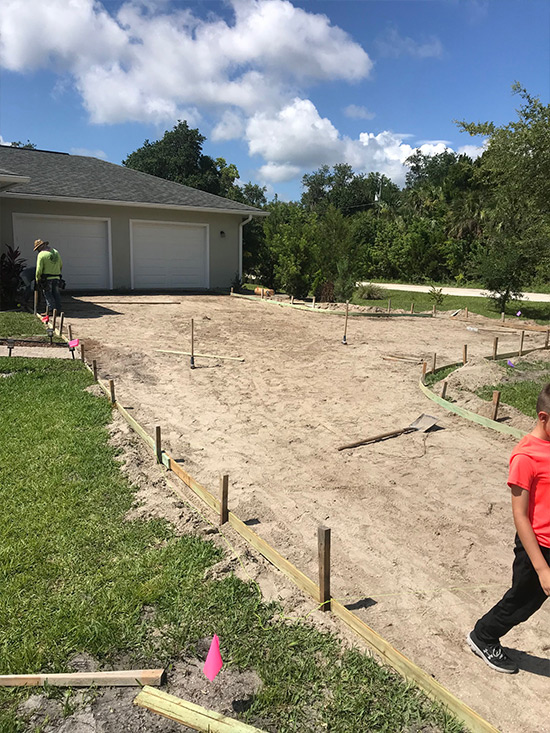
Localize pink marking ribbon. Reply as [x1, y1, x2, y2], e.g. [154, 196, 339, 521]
[41, 316, 49, 323]
[516, 311, 522, 317]
[203, 634, 223, 681]
[68, 339, 79, 348]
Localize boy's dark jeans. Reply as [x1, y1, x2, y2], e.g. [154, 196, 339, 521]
[474, 535, 550, 645]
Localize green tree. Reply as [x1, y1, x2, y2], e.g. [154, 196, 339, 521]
[457, 83, 550, 307]
[123, 121, 223, 194]
[263, 201, 317, 298]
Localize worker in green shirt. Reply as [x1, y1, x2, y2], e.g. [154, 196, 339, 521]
[34, 238, 63, 314]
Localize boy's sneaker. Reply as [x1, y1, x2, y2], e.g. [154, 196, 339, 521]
[467, 630, 518, 674]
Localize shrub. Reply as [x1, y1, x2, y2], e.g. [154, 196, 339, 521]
[0, 245, 26, 310]
[356, 283, 388, 300]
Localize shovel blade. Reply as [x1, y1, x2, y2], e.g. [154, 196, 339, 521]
[408, 414, 438, 432]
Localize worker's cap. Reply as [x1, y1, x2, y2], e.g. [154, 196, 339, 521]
[33, 238, 49, 251]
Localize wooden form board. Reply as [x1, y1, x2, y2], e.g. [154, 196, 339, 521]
[331, 603, 499, 733]
[419, 379, 526, 439]
[418, 340, 550, 439]
[135, 686, 267, 732]
[229, 292, 432, 318]
[0, 670, 165, 688]
[37, 312, 497, 733]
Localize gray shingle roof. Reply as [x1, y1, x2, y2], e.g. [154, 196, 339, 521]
[0, 146, 264, 214]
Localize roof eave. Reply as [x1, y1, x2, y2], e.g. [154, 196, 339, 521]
[0, 191, 269, 216]
[0, 174, 31, 191]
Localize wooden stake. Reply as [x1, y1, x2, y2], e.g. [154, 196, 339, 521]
[432, 304, 436, 316]
[58, 312, 64, 337]
[92, 359, 98, 382]
[546, 329, 550, 349]
[318, 526, 331, 612]
[230, 287, 234, 295]
[155, 426, 162, 464]
[431, 352, 437, 374]
[501, 312, 505, 322]
[465, 307, 468, 320]
[463, 344, 468, 364]
[291, 296, 294, 305]
[312, 296, 316, 309]
[190, 318, 195, 369]
[491, 391, 501, 422]
[387, 298, 391, 313]
[492, 337, 498, 361]
[519, 330, 525, 356]
[342, 300, 349, 344]
[52, 309, 57, 330]
[80, 342, 85, 363]
[220, 474, 229, 525]
[421, 361, 427, 384]
[33, 289, 38, 315]
[410, 302, 414, 314]
[109, 379, 116, 404]
[68, 324, 73, 341]
[0, 670, 165, 688]
[441, 380, 448, 399]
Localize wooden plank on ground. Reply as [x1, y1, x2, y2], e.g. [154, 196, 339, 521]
[134, 686, 266, 732]
[155, 349, 244, 362]
[169, 457, 220, 513]
[331, 602, 499, 733]
[0, 670, 165, 688]
[117, 403, 155, 449]
[227, 512, 319, 601]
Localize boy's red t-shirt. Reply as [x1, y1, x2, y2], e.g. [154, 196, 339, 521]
[508, 434, 550, 548]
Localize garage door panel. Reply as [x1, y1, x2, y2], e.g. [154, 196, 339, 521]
[13, 215, 110, 290]
[132, 221, 208, 289]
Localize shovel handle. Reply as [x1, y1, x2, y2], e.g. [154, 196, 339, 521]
[338, 427, 411, 451]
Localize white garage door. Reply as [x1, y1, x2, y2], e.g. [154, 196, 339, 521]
[131, 221, 208, 289]
[13, 214, 111, 290]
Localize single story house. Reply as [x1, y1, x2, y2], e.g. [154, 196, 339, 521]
[0, 146, 266, 291]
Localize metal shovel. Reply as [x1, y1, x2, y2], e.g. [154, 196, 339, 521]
[337, 414, 439, 451]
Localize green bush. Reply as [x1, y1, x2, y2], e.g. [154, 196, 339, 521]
[356, 283, 388, 300]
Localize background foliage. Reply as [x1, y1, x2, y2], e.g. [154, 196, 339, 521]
[124, 86, 550, 303]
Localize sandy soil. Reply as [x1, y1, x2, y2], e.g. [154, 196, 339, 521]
[57, 294, 550, 733]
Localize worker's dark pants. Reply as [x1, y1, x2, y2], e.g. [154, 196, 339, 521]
[474, 535, 550, 645]
[42, 278, 62, 313]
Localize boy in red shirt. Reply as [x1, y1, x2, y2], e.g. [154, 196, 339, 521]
[468, 383, 550, 673]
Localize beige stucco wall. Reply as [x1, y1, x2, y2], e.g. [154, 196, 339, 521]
[0, 196, 248, 289]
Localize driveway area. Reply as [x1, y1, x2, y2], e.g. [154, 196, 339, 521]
[64, 294, 550, 733]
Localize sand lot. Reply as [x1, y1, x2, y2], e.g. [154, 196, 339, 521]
[65, 294, 550, 733]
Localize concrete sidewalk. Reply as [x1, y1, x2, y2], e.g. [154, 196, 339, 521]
[360, 282, 550, 302]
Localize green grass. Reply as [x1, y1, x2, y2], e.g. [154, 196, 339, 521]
[424, 364, 460, 387]
[0, 312, 47, 338]
[0, 357, 463, 732]
[352, 289, 550, 324]
[476, 360, 550, 418]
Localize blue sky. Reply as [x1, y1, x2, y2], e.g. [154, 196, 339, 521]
[1, 0, 549, 200]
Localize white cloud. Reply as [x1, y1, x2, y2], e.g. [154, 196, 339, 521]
[246, 97, 455, 186]
[211, 110, 246, 142]
[376, 27, 443, 59]
[0, 0, 372, 124]
[70, 147, 108, 159]
[344, 104, 375, 120]
[258, 163, 301, 183]
[457, 142, 487, 159]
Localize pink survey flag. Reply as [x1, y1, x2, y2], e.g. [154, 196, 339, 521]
[203, 634, 223, 681]
[68, 339, 79, 348]
[516, 311, 522, 316]
[41, 316, 49, 323]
